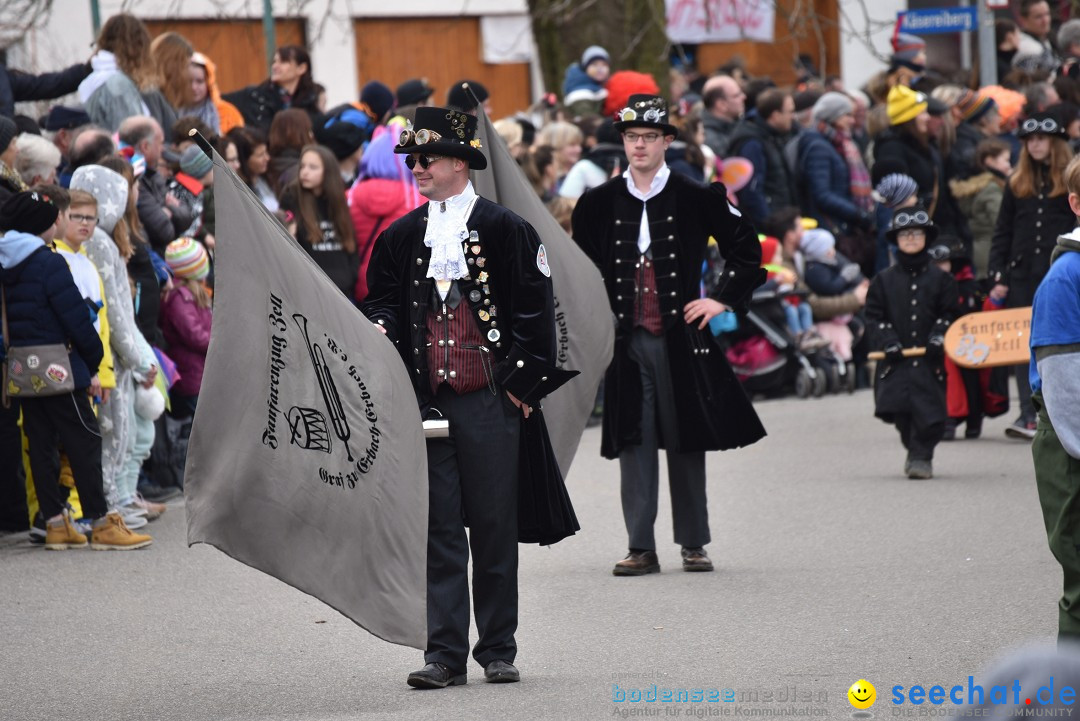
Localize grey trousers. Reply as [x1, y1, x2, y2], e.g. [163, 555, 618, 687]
[618, 329, 709, 551]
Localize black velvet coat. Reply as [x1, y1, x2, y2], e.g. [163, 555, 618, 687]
[362, 196, 558, 409]
[572, 171, 767, 459]
[865, 256, 957, 424]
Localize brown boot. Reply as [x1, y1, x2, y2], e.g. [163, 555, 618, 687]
[613, 550, 660, 576]
[44, 512, 87, 551]
[681, 547, 714, 572]
[90, 512, 153, 551]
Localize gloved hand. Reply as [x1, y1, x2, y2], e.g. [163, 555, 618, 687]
[840, 263, 864, 283]
[884, 343, 904, 363]
[925, 335, 945, 359]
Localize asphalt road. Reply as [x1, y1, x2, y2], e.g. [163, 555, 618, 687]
[1, 389, 1058, 720]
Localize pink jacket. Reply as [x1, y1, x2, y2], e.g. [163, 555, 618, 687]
[349, 177, 422, 302]
[160, 285, 212, 396]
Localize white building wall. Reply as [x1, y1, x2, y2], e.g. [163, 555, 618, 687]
[8, 0, 529, 109]
[838, 0, 908, 92]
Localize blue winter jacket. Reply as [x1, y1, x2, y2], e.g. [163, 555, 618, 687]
[796, 130, 861, 232]
[0, 231, 103, 389]
[562, 63, 603, 97]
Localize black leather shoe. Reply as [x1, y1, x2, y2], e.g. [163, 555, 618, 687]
[613, 550, 660, 576]
[681, 547, 714, 572]
[484, 659, 520, 683]
[407, 662, 466, 689]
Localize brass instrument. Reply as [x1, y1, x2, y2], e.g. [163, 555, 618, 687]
[292, 314, 354, 462]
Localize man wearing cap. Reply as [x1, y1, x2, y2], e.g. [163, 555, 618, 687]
[40, 107, 91, 188]
[363, 106, 573, 688]
[572, 94, 766, 577]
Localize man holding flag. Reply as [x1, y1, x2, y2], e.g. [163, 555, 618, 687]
[572, 94, 767, 577]
[363, 106, 570, 688]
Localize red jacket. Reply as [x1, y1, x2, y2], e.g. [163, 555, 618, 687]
[349, 177, 421, 302]
[160, 285, 212, 396]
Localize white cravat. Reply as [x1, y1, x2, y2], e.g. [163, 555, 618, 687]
[623, 164, 671, 254]
[425, 181, 479, 285]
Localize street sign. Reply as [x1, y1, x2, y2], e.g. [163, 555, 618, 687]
[897, 7, 978, 35]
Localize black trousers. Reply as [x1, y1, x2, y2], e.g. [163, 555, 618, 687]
[424, 384, 520, 671]
[0, 399, 28, 530]
[895, 412, 944, 462]
[21, 392, 107, 521]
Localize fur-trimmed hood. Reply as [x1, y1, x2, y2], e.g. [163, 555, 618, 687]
[949, 171, 1004, 201]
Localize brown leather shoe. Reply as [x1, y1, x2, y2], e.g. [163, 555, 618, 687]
[681, 547, 714, 572]
[613, 550, 660, 576]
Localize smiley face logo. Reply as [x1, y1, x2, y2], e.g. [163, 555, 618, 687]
[848, 679, 876, 709]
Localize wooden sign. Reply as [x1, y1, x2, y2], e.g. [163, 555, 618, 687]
[944, 307, 1031, 368]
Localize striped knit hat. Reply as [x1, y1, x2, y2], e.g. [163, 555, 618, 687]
[958, 92, 997, 124]
[165, 237, 210, 281]
[887, 85, 928, 126]
[875, 173, 919, 209]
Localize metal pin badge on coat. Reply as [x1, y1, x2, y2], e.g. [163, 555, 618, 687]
[469, 290, 481, 303]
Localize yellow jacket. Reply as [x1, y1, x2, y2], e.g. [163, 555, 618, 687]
[53, 239, 115, 389]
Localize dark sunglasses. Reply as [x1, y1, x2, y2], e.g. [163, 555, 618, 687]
[404, 154, 445, 170]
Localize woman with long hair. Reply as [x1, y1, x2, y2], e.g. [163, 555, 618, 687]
[280, 144, 357, 297]
[150, 32, 194, 121]
[185, 52, 244, 136]
[80, 14, 176, 137]
[223, 45, 320, 132]
[988, 112, 1075, 439]
[267, 108, 314, 193]
[226, 126, 277, 211]
[535, 121, 583, 192]
[347, 123, 423, 302]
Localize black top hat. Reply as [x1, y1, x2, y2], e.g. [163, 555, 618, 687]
[886, 204, 938, 245]
[447, 80, 488, 112]
[394, 105, 487, 170]
[396, 78, 435, 108]
[612, 94, 678, 137]
[1018, 110, 1069, 139]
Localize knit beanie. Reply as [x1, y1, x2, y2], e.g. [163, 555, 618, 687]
[887, 85, 929, 126]
[360, 81, 395, 123]
[875, 173, 919, 209]
[0, 116, 18, 156]
[165, 237, 210, 281]
[180, 145, 213, 179]
[811, 92, 854, 125]
[582, 45, 611, 69]
[958, 92, 997, 124]
[800, 228, 836, 263]
[0, 190, 58, 235]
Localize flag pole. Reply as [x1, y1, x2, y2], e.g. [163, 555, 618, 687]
[188, 128, 214, 159]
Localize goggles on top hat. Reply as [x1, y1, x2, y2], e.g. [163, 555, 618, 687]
[891, 209, 931, 229]
[927, 244, 952, 262]
[1019, 116, 1063, 137]
[617, 96, 667, 124]
[398, 125, 442, 147]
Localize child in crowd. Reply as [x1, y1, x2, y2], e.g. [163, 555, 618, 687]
[160, 237, 213, 419]
[865, 206, 958, 479]
[166, 145, 214, 239]
[279, 144, 358, 298]
[950, 138, 1011, 280]
[757, 233, 827, 351]
[562, 46, 611, 117]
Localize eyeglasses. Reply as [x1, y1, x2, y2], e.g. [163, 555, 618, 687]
[892, 210, 931, 228]
[623, 132, 662, 144]
[398, 127, 442, 147]
[1021, 117, 1061, 135]
[69, 213, 97, 225]
[896, 229, 926, 239]
[404, 154, 445, 170]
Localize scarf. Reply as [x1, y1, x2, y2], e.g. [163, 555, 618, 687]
[820, 122, 874, 215]
[180, 98, 221, 135]
[425, 182, 477, 282]
[896, 248, 929, 271]
[1051, 228, 1080, 264]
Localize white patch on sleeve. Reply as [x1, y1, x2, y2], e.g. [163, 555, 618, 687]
[536, 244, 551, 277]
[727, 201, 742, 217]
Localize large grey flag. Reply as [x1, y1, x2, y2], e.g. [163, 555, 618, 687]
[185, 146, 428, 649]
[471, 107, 614, 475]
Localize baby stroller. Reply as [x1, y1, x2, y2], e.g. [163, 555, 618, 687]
[722, 288, 855, 398]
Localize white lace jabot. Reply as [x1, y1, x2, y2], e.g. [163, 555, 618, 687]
[425, 182, 479, 282]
